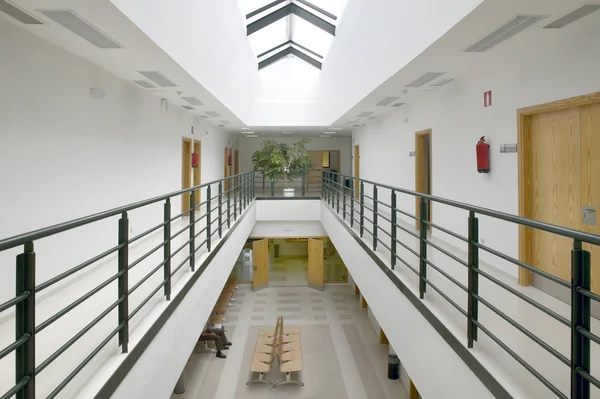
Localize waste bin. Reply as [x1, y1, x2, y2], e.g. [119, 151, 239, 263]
[387, 354, 399, 380]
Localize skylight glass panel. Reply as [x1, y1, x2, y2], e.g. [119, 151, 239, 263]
[248, 18, 287, 57]
[292, 15, 333, 57]
[305, 0, 347, 16]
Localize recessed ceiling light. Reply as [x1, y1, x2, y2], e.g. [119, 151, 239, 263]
[241, 127, 250, 130]
[330, 127, 344, 131]
[246, 135, 258, 138]
[465, 15, 547, 52]
[323, 131, 336, 134]
[319, 135, 331, 138]
[242, 131, 255, 134]
[282, 131, 295, 135]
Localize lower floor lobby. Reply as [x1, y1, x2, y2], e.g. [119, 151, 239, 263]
[171, 285, 407, 399]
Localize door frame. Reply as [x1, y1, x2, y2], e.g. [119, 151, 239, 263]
[181, 138, 193, 214]
[517, 92, 600, 286]
[415, 129, 432, 230]
[193, 140, 201, 208]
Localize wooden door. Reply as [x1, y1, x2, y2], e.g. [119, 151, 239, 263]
[193, 141, 201, 208]
[308, 151, 323, 189]
[415, 130, 432, 230]
[308, 238, 324, 290]
[224, 147, 229, 192]
[354, 145, 360, 199]
[181, 138, 192, 214]
[252, 238, 269, 291]
[520, 97, 600, 292]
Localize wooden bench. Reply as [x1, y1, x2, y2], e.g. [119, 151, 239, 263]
[247, 321, 281, 385]
[274, 319, 304, 387]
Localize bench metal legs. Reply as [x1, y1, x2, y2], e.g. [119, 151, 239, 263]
[273, 373, 304, 387]
[246, 372, 272, 385]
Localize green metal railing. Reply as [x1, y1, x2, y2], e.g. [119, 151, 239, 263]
[0, 171, 255, 399]
[253, 169, 324, 197]
[323, 171, 598, 399]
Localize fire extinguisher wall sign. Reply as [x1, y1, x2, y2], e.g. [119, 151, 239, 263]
[476, 136, 490, 173]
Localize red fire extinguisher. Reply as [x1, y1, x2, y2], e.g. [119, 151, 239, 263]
[476, 136, 490, 173]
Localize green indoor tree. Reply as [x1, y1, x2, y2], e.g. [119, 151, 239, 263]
[251, 139, 313, 183]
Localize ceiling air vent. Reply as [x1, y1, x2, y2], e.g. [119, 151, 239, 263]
[137, 71, 177, 87]
[133, 80, 155, 89]
[376, 97, 400, 106]
[38, 10, 122, 48]
[181, 105, 194, 110]
[431, 78, 454, 87]
[220, 120, 232, 125]
[181, 96, 203, 106]
[406, 73, 446, 88]
[368, 116, 377, 120]
[345, 119, 358, 125]
[200, 115, 210, 119]
[465, 15, 547, 52]
[0, 0, 43, 24]
[206, 111, 220, 117]
[357, 111, 374, 118]
[544, 5, 600, 29]
[392, 103, 405, 107]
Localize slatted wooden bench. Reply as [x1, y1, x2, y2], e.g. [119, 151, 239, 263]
[247, 320, 281, 385]
[274, 319, 303, 387]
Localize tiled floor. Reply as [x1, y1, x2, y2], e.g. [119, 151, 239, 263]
[269, 256, 308, 287]
[171, 285, 407, 399]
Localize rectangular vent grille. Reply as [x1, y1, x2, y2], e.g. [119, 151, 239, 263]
[181, 96, 203, 106]
[544, 5, 600, 29]
[38, 10, 122, 48]
[133, 80, 155, 89]
[376, 97, 400, 106]
[182, 105, 194, 110]
[368, 117, 377, 120]
[220, 120, 232, 125]
[392, 103, 405, 107]
[206, 111, 220, 117]
[0, 0, 43, 24]
[357, 111, 374, 117]
[406, 72, 446, 88]
[345, 119, 358, 124]
[137, 71, 177, 87]
[431, 78, 454, 87]
[465, 15, 547, 52]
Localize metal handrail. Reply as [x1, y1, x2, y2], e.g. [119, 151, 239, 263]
[322, 172, 598, 399]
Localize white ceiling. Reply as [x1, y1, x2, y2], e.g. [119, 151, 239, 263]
[232, 126, 350, 137]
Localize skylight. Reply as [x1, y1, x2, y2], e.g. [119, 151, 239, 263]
[241, 0, 347, 70]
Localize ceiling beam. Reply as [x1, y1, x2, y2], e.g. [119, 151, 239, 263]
[295, 0, 337, 20]
[290, 41, 323, 59]
[258, 40, 323, 60]
[290, 47, 322, 69]
[257, 40, 292, 58]
[246, 0, 286, 19]
[258, 47, 322, 70]
[247, 3, 335, 36]
[290, 3, 335, 36]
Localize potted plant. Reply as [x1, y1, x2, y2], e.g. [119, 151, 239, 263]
[251, 139, 313, 197]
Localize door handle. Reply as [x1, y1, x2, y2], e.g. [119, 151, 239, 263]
[253, 265, 257, 270]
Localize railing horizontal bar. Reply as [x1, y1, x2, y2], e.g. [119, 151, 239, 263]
[577, 368, 600, 390]
[375, 199, 391, 209]
[474, 294, 569, 366]
[128, 240, 168, 270]
[170, 237, 193, 258]
[194, 226, 208, 239]
[377, 226, 392, 238]
[423, 239, 469, 268]
[395, 238, 420, 258]
[325, 171, 600, 246]
[472, 320, 567, 399]
[395, 208, 418, 221]
[210, 217, 219, 226]
[170, 209, 191, 221]
[128, 261, 165, 295]
[0, 172, 254, 251]
[422, 221, 468, 243]
[36, 243, 124, 292]
[576, 326, 600, 346]
[378, 240, 392, 252]
[577, 287, 600, 303]
[171, 223, 190, 241]
[363, 204, 375, 213]
[195, 213, 207, 223]
[363, 194, 374, 201]
[36, 296, 125, 375]
[423, 259, 468, 292]
[377, 212, 392, 224]
[46, 322, 126, 399]
[364, 215, 374, 224]
[475, 242, 570, 288]
[394, 222, 420, 239]
[395, 254, 419, 275]
[0, 334, 29, 361]
[475, 268, 569, 327]
[129, 278, 169, 320]
[0, 292, 29, 313]
[129, 220, 167, 244]
[422, 278, 468, 317]
[1, 377, 30, 399]
[37, 270, 124, 333]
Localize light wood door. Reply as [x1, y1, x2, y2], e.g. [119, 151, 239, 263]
[308, 238, 324, 290]
[193, 141, 201, 208]
[252, 238, 269, 291]
[415, 130, 432, 230]
[527, 102, 600, 291]
[224, 147, 230, 192]
[308, 151, 323, 188]
[354, 145, 360, 199]
[182, 138, 192, 214]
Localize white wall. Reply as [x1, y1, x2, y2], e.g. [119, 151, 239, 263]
[272, 238, 308, 257]
[255, 200, 322, 221]
[239, 136, 352, 175]
[353, 16, 600, 277]
[0, 20, 232, 398]
[250, 221, 327, 237]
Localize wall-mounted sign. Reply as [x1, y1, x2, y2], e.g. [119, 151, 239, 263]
[409, 151, 416, 157]
[484, 90, 492, 107]
[500, 143, 517, 153]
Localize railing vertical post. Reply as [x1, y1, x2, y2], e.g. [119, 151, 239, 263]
[189, 191, 196, 271]
[418, 197, 427, 299]
[218, 182, 223, 238]
[117, 213, 129, 353]
[467, 211, 479, 348]
[336, 177, 340, 214]
[391, 190, 397, 270]
[163, 199, 171, 300]
[360, 182, 365, 237]
[271, 180, 275, 197]
[234, 178, 238, 221]
[15, 242, 35, 399]
[227, 182, 231, 229]
[571, 239, 591, 399]
[350, 178, 355, 228]
[343, 175, 347, 221]
[206, 186, 212, 252]
[302, 171, 306, 197]
[326, 173, 330, 205]
[373, 185, 378, 251]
